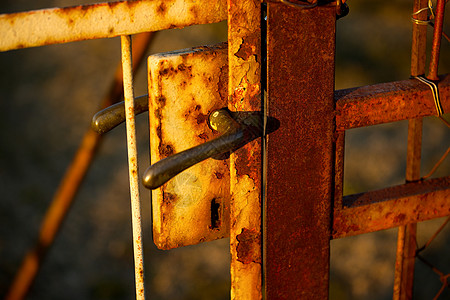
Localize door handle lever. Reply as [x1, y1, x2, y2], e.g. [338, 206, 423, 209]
[142, 109, 278, 190]
[91, 95, 148, 134]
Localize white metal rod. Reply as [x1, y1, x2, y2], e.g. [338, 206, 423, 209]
[121, 35, 146, 300]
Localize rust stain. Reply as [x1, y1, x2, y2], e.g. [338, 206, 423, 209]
[195, 112, 208, 124]
[157, 2, 167, 14]
[183, 104, 210, 127]
[236, 228, 261, 264]
[159, 67, 173, 77]
[106, 1, 122, 10]
[158, 143, 174, 157]
[162, 192, 177, 205]
[177, 63, 192, 73]
[156, 95, 166, 106]
[235, 33, 259, 61]
[235, 146, 253, 178]
[198, 132, 209, 140]
[231, 75, 260, 110]
[218, 64, 228, 102]
[189, 6, 199, 19]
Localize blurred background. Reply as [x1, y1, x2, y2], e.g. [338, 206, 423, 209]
[0, 0, 449, 299]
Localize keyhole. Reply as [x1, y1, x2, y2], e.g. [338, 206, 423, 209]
[210, 198, 221, 230]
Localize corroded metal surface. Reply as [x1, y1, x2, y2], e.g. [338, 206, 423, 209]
[335, 74, 450, 130]
[394, 116, 422, 300]
[148, 43, 229, 250]
[228, 0, 262, 298]
[0, 0, 227, 52]
[394, 0, 428, 292]
[410, 0, 427, 77]
[265, 4, 336, 299]
[427, 0, 445, 80]
[333, 176, 450, 239]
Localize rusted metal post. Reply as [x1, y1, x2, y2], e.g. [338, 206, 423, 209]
[227, 0, 262, 298]
[394, 0, 427, 298]
[265, 3, 336, 299]
[427, 0, 445, 80]
[121, 35, 146, 300]
[410, 0, 427, 76]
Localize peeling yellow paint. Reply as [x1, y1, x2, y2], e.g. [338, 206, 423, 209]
[148, 43, 230, 250]
[0, 0, 227, 51]
[228, 0, 262, 298]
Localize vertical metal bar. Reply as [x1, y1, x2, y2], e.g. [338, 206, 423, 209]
[334, 131, 346, 211]
[405, 119, 423, 181]
[394, 117, 422, 300]
[410, 0, 427, 77]
[394, 222, 418, 300]
[427, 0, 445, 80]
[265, 3, 336, 299]
[393, 0, 427, 298]
[227, 0, 262, 298]
[121, 35, 146, 300]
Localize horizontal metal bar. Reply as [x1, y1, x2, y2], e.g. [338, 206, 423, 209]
[335, 74, 450, 130]
[332, 176, 450, 239]
[0, 0, 226, 52]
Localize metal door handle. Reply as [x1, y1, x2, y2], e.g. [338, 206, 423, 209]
[92, 102, 278, 190]
[91, 95, 148, 134]
[143, 109, 276, 190]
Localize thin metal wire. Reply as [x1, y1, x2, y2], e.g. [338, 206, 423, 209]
[417, 217, 450, 253]
[433, 274, 450, 300]
[414, 75, 444, 116]
[415, 216, 450, 299]
[430, 22, 450, 42]
[121, 35, 146, 300]
[421, 146, 450, 180]
[411, 0, 450, 55]
[416, 254, 449, 300]
[411, 0, 435, 25]
[438, 116, 450, 127]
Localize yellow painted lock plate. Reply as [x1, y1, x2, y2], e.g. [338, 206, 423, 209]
[148, 43, 230, 249]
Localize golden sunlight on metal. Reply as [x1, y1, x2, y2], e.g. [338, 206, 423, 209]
[148, 43, 230, 250]
[0, 0, 226, 52]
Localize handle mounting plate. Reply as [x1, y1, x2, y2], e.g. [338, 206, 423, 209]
[148, 43, 230, 249]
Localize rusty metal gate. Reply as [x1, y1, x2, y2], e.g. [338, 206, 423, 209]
[1, 0, 449, 299]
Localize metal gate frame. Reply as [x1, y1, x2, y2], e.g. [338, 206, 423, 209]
[1, 0, 449, 299]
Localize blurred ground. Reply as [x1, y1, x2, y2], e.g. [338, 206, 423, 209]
[0, 0, 449, 299]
